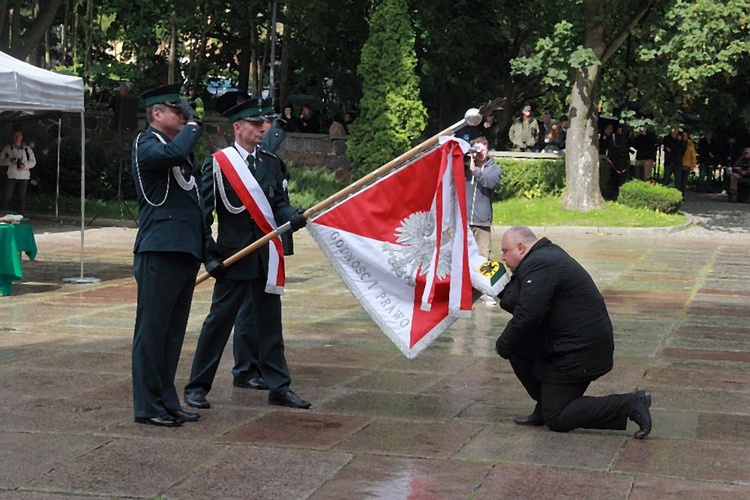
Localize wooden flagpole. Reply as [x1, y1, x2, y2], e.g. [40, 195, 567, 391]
[195, 118, 468, 286]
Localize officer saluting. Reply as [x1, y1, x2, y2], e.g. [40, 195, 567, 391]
[184, 97, 311, 410]
[131, 84, 206, 427]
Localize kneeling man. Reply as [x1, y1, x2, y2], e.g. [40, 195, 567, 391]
[496, 226, 652, 439]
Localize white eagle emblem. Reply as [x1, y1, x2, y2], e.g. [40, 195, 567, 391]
[384, 210, 454, 287]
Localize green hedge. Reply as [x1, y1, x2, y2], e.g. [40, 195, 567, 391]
[617, 179, 683, 213]
[494, 158, 566, 200]
[287, 166, 348, 209]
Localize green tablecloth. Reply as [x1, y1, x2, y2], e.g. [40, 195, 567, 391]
[13, 221, 37, 260]
[0, 224, 23, 296]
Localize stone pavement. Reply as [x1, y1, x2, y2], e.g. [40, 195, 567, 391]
[1, 196, 749, 499]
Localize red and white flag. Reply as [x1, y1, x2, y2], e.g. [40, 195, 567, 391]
[213, 147, 285, 294]
[307, 138, 474, 358]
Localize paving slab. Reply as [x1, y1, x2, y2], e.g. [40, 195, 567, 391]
[474, 463, 634, 499]
[1, 194, 750, 498]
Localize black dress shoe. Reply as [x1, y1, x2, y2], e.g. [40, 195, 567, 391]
[513, 412, 545, 426]
[627, 390, 652, 439]
[135, 414, 183, 427]
[185, 391, 211, 409]
[167, 408, 201, 422]
[233, 377, 269, 390]
[268, 390, 311, 409]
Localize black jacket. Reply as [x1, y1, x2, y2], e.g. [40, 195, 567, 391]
[496, 238, 614, 383]
[662, 133, 686, 167]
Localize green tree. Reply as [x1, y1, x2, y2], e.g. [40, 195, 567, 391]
[511, 0, 655, 210]
[0, 0, 64, 60]
[639, 0, 750, 130]
[347, 0, 427, 176]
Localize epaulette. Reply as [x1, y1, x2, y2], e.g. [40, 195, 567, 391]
[257, 148, 279, 160]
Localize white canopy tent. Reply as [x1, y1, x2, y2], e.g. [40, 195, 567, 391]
[0, 50, 97, 283]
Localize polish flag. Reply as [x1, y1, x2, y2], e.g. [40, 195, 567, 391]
[306, 138, 474, 358]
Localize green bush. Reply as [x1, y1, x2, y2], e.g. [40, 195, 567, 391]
[617, 179, 683, 213]
[494, 157, 566, 200]
[287, 166, 348, 209]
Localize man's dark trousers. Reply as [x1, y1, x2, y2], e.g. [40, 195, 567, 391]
[185, 277, 291, 396]
[509, 348, 630, 432]
[132, 251, 200, 418]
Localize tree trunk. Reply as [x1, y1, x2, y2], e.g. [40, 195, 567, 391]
[563, 0, 605, 211]
[8, 0, 64, 59]
[279, 6, 290, 106]
[83, 0, 92, 74]
[168, 11, 177, 85]
[564, 66, 603, 210]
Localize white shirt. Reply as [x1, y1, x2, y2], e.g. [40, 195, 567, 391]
[0, 142, 36, 180]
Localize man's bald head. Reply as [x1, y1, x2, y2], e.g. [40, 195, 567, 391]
[501, 226, 539, 271]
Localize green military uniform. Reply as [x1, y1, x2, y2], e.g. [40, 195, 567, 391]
[131, 84, 206, 422]
[185, 98, 302, 403]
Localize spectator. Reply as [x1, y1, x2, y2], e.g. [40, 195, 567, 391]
[727, 147, 750, 202]
[632, 125, 658, 181]
[719, 135, 742, 193]
[298, 103, 321, 133]
[535, 112, 552, 152]
[696, 130, 718, 192]
[681, 129, 697, 194]
[108, 82, 138, 132]
[662, 126, 686, 191]
[0, 128, 36, 213]
[543, 120, 564, 153]
[280, 104, 299, 133]
[478, 108, 502, 150]
[465, 136, 502, 305]
[508, 105, 539, 152]
[559, 115, 570, 151]
[465, 136, 502, 260]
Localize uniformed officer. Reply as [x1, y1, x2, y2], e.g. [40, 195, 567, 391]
[184, 97, 311, 410]
[230, 110, 293, 392]
[131, 83, 206, 427]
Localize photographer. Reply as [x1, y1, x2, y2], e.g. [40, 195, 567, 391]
[465, 136, 502, 259]
[0, 128, 36, 213]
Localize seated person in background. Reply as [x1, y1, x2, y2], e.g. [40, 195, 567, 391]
[719, 135, 741, 192]
[728, 147, 750, 202]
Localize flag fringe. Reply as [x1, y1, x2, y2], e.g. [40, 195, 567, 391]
[307, 226, 413, 357]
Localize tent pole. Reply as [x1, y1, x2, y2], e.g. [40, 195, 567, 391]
[56, 117, 61, 220]
[63, 111, 99, 284]
[80, 111, 84, 277]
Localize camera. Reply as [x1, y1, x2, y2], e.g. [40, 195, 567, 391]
[468, 145, 482, 154]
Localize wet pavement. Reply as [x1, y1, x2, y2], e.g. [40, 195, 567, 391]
[1, 194, 749, 499]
